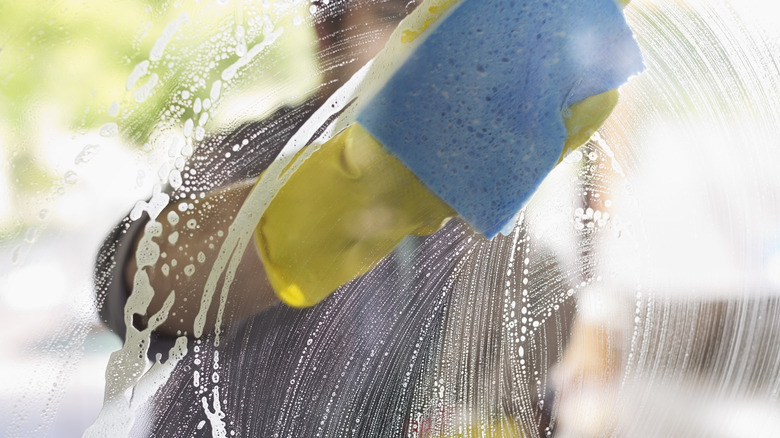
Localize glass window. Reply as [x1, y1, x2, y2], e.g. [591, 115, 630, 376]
[2, 1, 780, 436]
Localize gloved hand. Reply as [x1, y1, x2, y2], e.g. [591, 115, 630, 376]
[254, 0, 641, 308]
[255, 89, 617, 308]
[254, 124, 456, 307]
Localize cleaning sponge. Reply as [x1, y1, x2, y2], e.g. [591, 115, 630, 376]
[357, 0, 644, 236]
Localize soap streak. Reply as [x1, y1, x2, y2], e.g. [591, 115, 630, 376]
[193, 61, 373, 342]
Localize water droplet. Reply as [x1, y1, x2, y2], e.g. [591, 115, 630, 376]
[64, 170, 78, 184]
[108, 101, 120, 117]
[74, 144, 100, 164]
[99, 123, 118, 137]
[133, 73, 159, 103]
[11, 245, 23, 264]
[25, 226, 38, 243]
[167, 211, 180, 226]
[183, 118, 193, 137]
[210, 80, 222, 101]
[126, 60, 150, 90]
[169, 170, 182, 189]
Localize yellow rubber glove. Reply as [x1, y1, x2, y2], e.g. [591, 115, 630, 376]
[559, 88, 619, 163]
[255, 124, 456, 307]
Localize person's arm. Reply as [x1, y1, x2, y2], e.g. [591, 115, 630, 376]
[124, 179, 278, 338]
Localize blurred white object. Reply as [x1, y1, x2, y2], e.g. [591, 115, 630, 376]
[600, 0, 780, 300]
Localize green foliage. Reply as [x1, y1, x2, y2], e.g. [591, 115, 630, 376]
[0, 0, 320, 231]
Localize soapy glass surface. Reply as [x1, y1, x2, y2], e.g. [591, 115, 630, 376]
[2, 1, 780, 437]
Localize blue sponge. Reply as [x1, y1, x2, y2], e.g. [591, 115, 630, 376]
[357, 0, 644, 237]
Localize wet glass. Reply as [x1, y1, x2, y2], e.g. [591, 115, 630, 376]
[1, 0, 779, 436]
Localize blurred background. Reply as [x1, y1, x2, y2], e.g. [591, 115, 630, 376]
[1, 0, 780, 436]
[0, 1, 322, 435]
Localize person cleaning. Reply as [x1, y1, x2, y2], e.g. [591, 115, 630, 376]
[255, 0, 644, 307]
